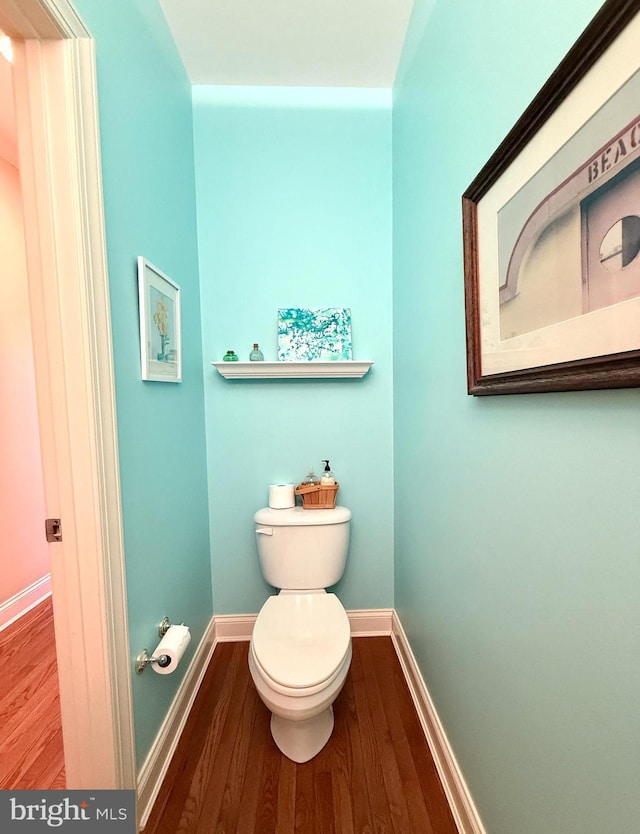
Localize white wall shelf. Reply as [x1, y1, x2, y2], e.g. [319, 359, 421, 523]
[212, 360, 374, 380]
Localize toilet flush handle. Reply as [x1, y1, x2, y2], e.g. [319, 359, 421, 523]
[256, 527, 273, 536]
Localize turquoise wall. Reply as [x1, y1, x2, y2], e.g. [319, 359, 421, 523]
[393, 2, 640, 833]
[73, 0, 212, 767]
[192, 87, 394, 615]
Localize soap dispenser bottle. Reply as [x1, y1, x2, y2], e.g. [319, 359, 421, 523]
[320, 460, 336, 485]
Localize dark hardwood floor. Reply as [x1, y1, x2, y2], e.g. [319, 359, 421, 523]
[0, 597, 65, 789]
[143, 637, 458, 834]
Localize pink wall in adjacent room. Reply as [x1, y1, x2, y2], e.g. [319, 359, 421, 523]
[0, 56, 49, 620]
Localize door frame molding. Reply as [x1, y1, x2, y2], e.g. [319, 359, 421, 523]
[1, 0, 135, 788]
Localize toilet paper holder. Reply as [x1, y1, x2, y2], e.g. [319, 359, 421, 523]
[135, 616, 182, 674]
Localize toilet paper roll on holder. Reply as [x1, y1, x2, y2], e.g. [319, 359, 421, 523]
[135, 616, 183, 674]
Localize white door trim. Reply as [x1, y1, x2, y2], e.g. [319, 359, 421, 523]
[2, 0, 135, 789]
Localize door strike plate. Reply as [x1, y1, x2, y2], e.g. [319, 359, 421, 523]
[45, 518, 63, 543]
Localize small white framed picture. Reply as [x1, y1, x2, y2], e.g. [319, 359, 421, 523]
[137, 256, 182, 382]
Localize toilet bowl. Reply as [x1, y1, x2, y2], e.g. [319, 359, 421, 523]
[250, 504, 352, 762]
[249, 590, 351, 763]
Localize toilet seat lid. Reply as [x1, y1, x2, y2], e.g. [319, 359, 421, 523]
[252, 593, 350, 690]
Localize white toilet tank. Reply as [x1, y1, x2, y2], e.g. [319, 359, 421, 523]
[254, 505, 351, 590]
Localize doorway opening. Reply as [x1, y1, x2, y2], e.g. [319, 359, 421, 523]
[0, 0, 134, 792]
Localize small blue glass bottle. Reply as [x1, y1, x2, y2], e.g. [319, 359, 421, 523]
[249, 343, 264, 361]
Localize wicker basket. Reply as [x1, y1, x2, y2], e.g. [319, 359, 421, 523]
[295, 482, 339, 509]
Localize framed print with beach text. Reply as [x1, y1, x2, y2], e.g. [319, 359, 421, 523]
[462, 0, 640, 395]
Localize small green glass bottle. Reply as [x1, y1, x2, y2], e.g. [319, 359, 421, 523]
[223, 350, 239, 362]
[249, 343, 264, 361]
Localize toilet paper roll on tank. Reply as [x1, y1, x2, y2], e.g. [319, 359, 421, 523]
[268, 483, 295, 509]
[151, 624, 191, 675]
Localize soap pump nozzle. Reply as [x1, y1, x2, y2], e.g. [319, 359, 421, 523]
[320, 459, 335, 485]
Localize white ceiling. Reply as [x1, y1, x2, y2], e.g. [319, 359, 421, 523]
[0, 3, 414, 168]
[159, 0, 414, 88]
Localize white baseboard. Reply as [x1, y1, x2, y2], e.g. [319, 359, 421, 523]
[213, 613, 255, 642]
[391, 612, 486, 834]
[136, 615, 217, 830]
[212, 607, 394, 642]
[347, 607, 393, 635]
[0, 575, 51, 632]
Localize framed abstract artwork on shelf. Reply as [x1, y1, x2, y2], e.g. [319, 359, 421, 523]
[277, 307, 353, 361]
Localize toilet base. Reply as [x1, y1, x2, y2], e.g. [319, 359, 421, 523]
[270, 706, 334, 763]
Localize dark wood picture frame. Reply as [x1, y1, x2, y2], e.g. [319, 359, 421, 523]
[462, 0, 640, 395]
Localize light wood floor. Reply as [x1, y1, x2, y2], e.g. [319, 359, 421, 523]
[0, 597, 65, 788]
[144, 637, 458, 834]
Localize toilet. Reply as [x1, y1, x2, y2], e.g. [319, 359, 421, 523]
[249, 504, 352, 763]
